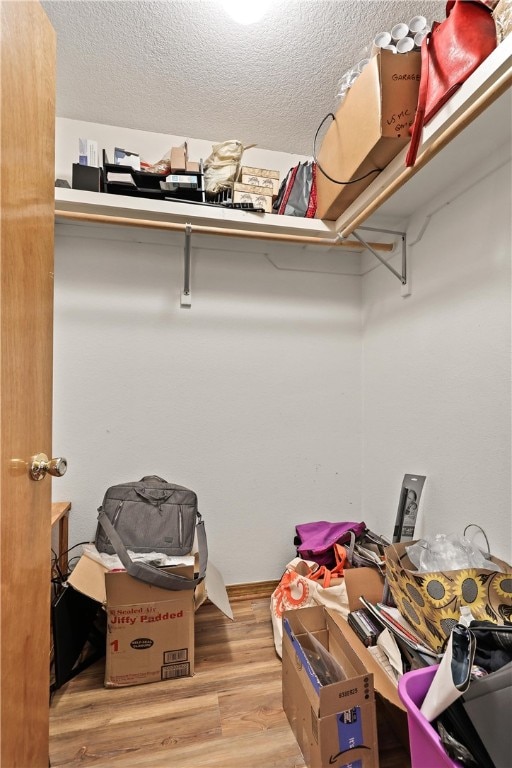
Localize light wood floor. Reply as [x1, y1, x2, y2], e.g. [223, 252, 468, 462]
[49, 592, 410, 767]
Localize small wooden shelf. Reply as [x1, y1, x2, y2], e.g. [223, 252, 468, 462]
[335, 35, 512, 235]
[51, 501, 71, 527]
[51, 501, 71, 575]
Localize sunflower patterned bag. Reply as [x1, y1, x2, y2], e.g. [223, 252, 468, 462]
[385, 540, 512, 653]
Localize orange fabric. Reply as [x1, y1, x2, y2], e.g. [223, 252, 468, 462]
[307, 544, 349, 587]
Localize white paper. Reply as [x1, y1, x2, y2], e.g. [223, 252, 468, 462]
[368, 644, 398, 685]
[377, 628, 403, 680]
[82, 542, 195, 570]
[420, 632, 472, 721]
[107, 171, 135, 184]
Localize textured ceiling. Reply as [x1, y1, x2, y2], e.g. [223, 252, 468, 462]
[42, 0, 446, 155]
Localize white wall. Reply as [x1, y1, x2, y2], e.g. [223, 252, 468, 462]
[55, 117, 309, 187]
[53, 118, 511, 583]
[360, 155, 512, 563]
[53, 120, 363, 583]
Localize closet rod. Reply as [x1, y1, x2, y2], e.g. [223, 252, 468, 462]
[54, 209, 393, 252]
[340, 65, 512, 238]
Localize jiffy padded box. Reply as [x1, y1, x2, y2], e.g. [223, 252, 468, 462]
[316, 49, 421, 220]
[282, 606, 378, 768]
[68, 550, 232, 688]
[104, 565, 194, 687]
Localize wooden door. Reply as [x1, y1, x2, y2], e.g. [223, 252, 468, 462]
[0, 2, 56, 765]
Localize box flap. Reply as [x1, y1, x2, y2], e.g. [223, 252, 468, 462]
[344, 567, 384, 612]
[284, 607, 374, 718]
[326, 611, 368, 678]
[67, 551, 108, 603]
[68, 552, 233, 619]
[105, 565, 194, 606]
[202, 561, 233, 620]
[284, 605, 328, 635]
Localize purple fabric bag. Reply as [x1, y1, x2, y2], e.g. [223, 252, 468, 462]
[295, 520, 366, 568]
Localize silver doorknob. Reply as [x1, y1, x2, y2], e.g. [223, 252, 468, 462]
[29, 453, 67, 481]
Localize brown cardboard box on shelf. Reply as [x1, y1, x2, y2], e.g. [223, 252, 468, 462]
[240, 166, 280, 196]
[232, 182, 273, 213]
[186, 160, 201, 173]
[282, 606, 379, 768]
[171, 143, 188, 173]
[68, 549, 232, 688]
[316, 49, 421, 221]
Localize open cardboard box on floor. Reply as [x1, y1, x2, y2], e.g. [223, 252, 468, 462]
[68, 549, 232, 688]
[282, 567, 410, 768]
[283, 605, 379, 768]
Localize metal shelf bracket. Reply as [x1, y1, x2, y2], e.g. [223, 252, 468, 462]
[181, 223, 192, 307]
[340, 225, 410, 297]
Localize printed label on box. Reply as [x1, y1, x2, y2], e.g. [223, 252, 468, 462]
[161, 662, 190, 680]
[130, 638, 154, 650]
[337, 707, 363, 751]
[163, 648, 188, 664]
[232, 190, 273, 213]
[109, 606, 185, 625]
[241, 174, 279, 195]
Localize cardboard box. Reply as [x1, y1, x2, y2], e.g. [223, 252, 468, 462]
[316, 50, 421, 220]
[186, 161, 201, 173]
[68, 550, 232, 688]
[104, 565, 195, 687]
[232, 182, 273, 213]
[343, 567, 385, 614]
[240, 166, 280, 196]
[333, 567, 410, 753]
[170, 144, 188, 173]
[283, 606, 378, 768]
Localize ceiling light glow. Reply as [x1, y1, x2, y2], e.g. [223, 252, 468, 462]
[220, 0, 272, 25]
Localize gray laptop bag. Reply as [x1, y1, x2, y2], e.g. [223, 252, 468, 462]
[95, 475, 207, 591]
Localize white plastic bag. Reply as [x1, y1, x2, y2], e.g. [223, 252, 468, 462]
[407, 534, 502, 573]
[204, 140, 254, 195]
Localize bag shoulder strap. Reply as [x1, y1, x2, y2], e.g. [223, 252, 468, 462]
[97, 511, 207, 591]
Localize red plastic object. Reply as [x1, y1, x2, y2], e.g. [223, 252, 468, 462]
[398, 666, 462, 768]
